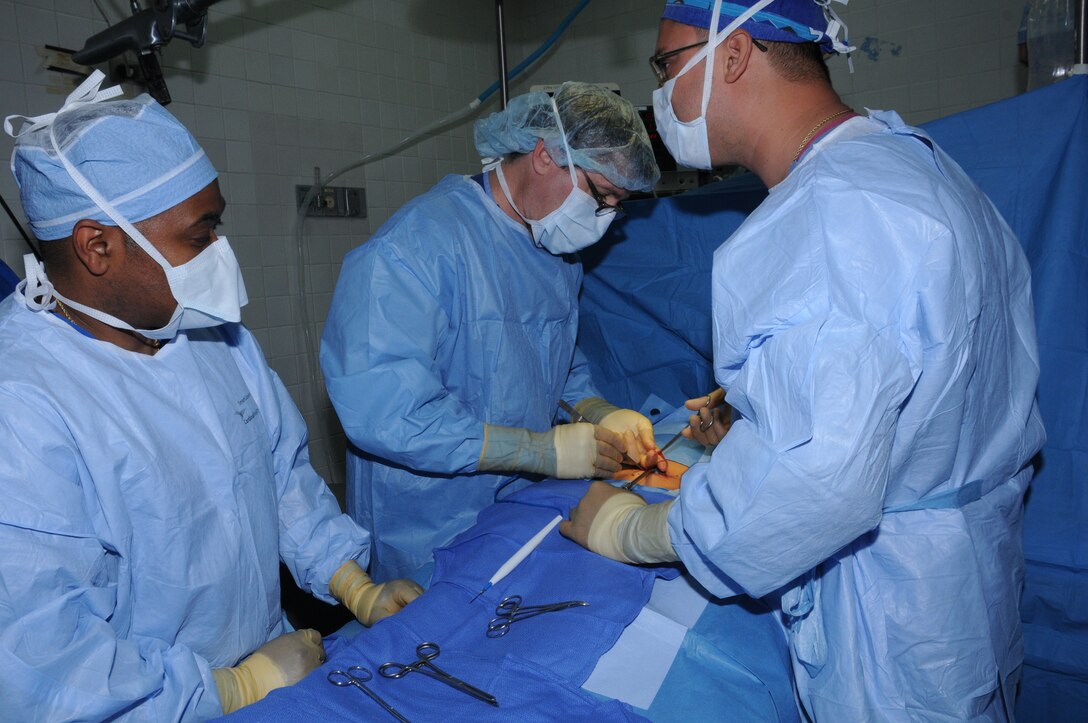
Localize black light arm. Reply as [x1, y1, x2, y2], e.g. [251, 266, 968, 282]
[72, 0, 221, 66]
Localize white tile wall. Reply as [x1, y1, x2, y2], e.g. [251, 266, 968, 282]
[0, 0, 1037, 494]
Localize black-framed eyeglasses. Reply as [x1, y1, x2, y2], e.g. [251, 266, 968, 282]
[583, 173, 625, 218]
[648, 37, 768, 85]
[648, 41, 707, 85]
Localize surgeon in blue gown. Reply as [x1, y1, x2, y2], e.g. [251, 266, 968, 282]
[321, 82, 662, 582]
[563, 2, 1046, 721]
[0, 74, 420, 720]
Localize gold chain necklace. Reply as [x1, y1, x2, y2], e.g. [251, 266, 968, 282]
[54, 297, 162, 349]
[793, 108, 853, 163]
[53, 297, 80, 327]
[139, 333, 163, 349]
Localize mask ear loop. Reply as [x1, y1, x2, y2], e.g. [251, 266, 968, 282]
[16, 254, 56, 311]
[47, 124, 171, 276]
[38, 75, 188, 337]
[493, 163, 527, 221]
[4, 70, 128, 314]
[700, 0, 724, 119]
[6, 70, 148, 257]
[670, 0, 778, 119]
[549, 96, 579, 191]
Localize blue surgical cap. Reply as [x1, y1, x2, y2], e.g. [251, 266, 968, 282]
[9, 91, 216, 241]
[474, 81, 660, 193]
[662, 0, 851, 55]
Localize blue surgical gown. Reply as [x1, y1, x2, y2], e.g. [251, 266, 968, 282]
[0, 295, 368, 721]
[321, 173, 600, 582]
[668, 112, 1046, 721]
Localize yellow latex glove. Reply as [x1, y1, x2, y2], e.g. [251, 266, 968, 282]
[212, 629, 326, 714]
[329, 561, 424, 626]
[560, 481, 679, 564]
[575, 397, 663, 471]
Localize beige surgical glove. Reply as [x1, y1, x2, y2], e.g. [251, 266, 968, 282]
[560, 481, 679, 564]
[477, 423, 624, 479]
[212, 629, 326, 714]
[329, 561, 424, 626]
[575, 397, 663, 470]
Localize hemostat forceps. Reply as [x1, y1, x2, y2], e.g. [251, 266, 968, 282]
[486, 595, 589, 638]
[379, 642, 498, 707]
[327, 666, 410, 723]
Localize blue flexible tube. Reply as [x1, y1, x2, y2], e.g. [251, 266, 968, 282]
[476, 0, 592, 103]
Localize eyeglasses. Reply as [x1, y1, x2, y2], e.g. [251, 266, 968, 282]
[583, 173, 625, 218]
[648, 37, 768, 85]
[649, 41, 707, 85]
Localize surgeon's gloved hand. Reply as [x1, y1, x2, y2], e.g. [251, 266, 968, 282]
[330, 561, 424, 626]
[682, 388, 731, 447]
[560, 481, 679, 564]
[554, 422, 626, 478]
[575, 397, 663, 471]
[478, 423, 623, 479]
[212, 629, 326, 714]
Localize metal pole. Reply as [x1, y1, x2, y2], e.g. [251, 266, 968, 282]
[495, 0, 509, 109]
[1076, 0, 1087, 64]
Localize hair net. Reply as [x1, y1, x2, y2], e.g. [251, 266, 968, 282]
[474, 81, 661, 193]
[6, 74, 216, 241]
[662, 0, 852, 55]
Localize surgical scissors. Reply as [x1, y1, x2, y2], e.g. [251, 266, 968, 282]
[557, 399, 587, 424]
[486, 595, 589, 638]
[327, 666, 410, 723]
[379, 642, 498, 707]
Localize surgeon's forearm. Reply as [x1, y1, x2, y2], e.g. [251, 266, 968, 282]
[574, 396, 620, 423]
[212, 664, 263, 715]
[477, 424, 556, 475]
[589, 496, 680, 564]
[329, 560, 422, 626]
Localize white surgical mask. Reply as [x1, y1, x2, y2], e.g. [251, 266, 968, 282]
[652, 0, 776, 170]
[493, 98, 615, 255]
[20, 234, 247, 341]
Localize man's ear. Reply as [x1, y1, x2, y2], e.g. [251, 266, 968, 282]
[70, 220, 122, 277]
[529, 137, 557, 176]
[721, 30, 756, 84]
